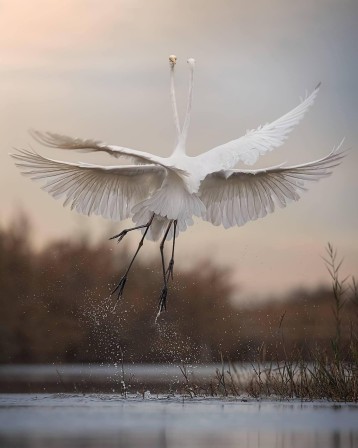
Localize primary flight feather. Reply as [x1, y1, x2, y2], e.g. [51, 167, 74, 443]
[11, 55, 345, 313]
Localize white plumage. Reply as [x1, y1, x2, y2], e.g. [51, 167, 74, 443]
[11, 55, 345, 311]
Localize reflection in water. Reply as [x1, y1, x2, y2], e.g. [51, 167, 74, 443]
[0, 394, 357, 448]
[2, 431, 357, 448]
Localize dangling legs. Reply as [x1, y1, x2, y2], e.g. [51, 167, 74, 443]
[112, 214, 154, 300]
[109, 216, 154, 243]
[166, 220, 177, 281]
[158, 220, 173, 313]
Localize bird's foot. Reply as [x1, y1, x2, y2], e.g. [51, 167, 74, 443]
[166, 259, 174, 281]
[109, 230, 128, 243]
[158, 286, 168, 313]
[112, 276, 127, 300]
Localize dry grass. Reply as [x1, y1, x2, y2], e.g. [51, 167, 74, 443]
[179, 244, 358, 402]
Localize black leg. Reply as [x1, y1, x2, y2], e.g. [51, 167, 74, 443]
[109, 217, 154, 243]
[112, 214, 154, 300]
[158, 221, 173, 313]
[166, 220, 177, 281]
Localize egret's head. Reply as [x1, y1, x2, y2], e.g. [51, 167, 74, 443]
[187, 58, 196, 67]
[169, 55, 177, 67]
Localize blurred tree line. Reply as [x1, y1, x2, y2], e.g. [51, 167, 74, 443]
[0, 214, 357, 364]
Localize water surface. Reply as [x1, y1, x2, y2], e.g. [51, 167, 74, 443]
[0, 394, 357, 448]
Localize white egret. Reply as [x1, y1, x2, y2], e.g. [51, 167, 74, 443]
[11, 55, 345, 313]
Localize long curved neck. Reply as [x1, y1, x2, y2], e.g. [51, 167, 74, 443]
[170, 66, 181, 144]
[177, 64, 194, 153]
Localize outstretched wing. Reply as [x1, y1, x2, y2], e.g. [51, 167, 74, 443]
[11, 149, 166, 221]
[199, 142, 345, 228]
[196, 84, 320, 177]
[30, 130, 166, 166]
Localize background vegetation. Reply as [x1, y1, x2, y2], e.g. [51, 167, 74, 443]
[0, 214, 357, 365]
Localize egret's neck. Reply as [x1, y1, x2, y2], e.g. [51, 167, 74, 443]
[179, 65, 194, 151]
[172, 141, 187, 156]
[170, 66, 181, 144]
[171, 64, 194, 156]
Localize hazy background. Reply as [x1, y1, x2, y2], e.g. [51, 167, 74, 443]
[1, 0, 357, 302]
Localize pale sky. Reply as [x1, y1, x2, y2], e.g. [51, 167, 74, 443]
[0, 0, 357, 302]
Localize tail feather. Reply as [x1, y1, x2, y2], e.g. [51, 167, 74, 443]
[131, 181, 205, 240]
